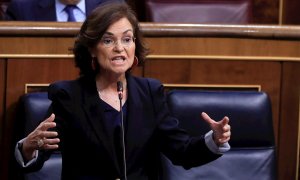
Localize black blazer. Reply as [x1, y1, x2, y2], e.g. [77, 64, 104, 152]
[5, 0, 123, 21]
[35, 75, 220, 179]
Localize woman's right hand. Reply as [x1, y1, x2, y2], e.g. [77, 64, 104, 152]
[22, 113, 60, 161]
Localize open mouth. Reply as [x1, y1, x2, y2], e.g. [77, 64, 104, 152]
[112, 56, 126, 61]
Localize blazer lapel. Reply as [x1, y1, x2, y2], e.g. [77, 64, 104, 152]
[37, 0, 57, 21]
[125, 75, 157, 165]
[81, 78, 121, 173]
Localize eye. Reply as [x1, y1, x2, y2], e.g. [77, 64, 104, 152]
[102, 38, 114, 45]
[122, 37, 133, 44]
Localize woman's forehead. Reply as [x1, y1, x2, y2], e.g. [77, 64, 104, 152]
[105, 18, 134, 35]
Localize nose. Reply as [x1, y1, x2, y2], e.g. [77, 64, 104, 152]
[113, 41, 124, 52]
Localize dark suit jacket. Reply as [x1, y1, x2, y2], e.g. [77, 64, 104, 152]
[5, 0, 124, 21]
[32, 74, 220, 179]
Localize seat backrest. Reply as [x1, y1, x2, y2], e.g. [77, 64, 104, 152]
[145, 0, 252, 24]
[15, 92, 61, 180]
[162, 90, 277, 180]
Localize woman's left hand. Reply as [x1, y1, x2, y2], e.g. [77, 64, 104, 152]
[201, 112, 231, 146]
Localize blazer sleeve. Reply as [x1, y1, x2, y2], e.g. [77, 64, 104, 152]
[47, 82, 75, 151]
[146, 78, 221, 169]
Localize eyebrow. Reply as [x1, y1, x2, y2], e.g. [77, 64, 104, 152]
[103, 29, 133, 36]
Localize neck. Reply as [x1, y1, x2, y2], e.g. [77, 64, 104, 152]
[95, 73, 127, 111]
[95, 73, 126, 93]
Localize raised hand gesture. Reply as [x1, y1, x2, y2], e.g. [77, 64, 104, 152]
[201, 112, 231, 146]
[22, 114, 60, 161]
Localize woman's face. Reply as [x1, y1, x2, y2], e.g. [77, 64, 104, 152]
[93, 17, 136, 77]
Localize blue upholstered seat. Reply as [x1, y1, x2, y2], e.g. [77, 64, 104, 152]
[163, 90, 277, 180]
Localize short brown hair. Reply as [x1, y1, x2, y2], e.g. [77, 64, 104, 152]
[73, 2, 148, 77]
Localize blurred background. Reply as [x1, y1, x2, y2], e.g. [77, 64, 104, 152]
[0, 0, 300, 24]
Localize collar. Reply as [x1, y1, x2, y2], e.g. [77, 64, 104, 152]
[55, 0, 86, 14]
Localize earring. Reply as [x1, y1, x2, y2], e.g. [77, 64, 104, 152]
[91, 57, 97, 70]
[132, 56, 139, 68]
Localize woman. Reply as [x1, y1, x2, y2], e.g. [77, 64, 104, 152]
[15, 2, 231, 179]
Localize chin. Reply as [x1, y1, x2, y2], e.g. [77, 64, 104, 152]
[113, 69, 128, 75]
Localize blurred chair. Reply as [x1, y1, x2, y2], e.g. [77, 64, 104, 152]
[145, 0, 252, 24]
[162, 90, 277, 180]
[14, 92, 61, 180]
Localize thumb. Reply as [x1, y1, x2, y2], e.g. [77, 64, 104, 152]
[220, 116, 229, 126]
[201, 112, 215, 125]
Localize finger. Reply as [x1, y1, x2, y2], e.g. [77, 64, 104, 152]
[44, 144, 59, 150]
[223, 124, 231, 132]
[201, 112, 215, 124]
[41, 131, 58, 138]
[217, 131, 231, 144]
[43, 138, 60, 145]
[220, 116, 229, 126]
[222, 131, 231, 138]
[37, 137, 60, 150]
[40, 122, 56, 131]
[218, 137, 231, 144]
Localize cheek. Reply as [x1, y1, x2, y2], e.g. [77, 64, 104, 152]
[128, 47, 136, 64]
[129, 45, 136, 57]
[96, 47, 109, 63]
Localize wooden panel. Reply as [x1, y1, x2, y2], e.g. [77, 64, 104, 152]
[0, 37, 75, 54]
[0, 58, 5, 179]
[279, 62, 300, 180]
[3, 22, 300, 39]
[282, 0, 300, 24]
[145, 37, 300, 57]
[145, 59, 281, 144]
[6, 58, 78, 106]
[253, 0, 279, 24]
[2, 36, 300, 58]
[0, 59, 5, 139]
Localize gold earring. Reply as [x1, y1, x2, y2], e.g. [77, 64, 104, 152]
[132, 56, 139, 67]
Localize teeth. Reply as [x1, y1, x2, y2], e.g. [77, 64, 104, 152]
[113, 57, 124, 61]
